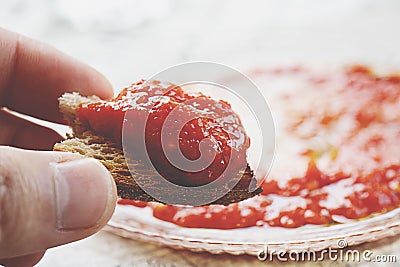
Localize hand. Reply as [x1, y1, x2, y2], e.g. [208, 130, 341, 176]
[0, 28, 117, 267]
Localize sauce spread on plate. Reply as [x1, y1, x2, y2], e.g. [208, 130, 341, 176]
[119, 66, 400, 229]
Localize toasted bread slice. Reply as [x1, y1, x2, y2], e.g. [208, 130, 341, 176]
[54, 92, 262, 206]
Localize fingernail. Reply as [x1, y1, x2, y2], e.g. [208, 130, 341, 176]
[52, 158, 114, 230]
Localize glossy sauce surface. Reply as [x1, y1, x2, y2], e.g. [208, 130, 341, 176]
[77, 80, 249, 186]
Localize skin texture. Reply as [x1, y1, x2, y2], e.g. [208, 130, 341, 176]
[0, 28, 117, 266]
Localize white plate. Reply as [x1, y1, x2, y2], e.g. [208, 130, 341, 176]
[105, 66, 400, 256]
[105, 205, 400, 256]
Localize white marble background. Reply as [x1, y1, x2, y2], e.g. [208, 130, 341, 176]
[2, 0, 400, 91]
[1, 0, 400, 266]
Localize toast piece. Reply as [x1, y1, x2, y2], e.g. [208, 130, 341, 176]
[54, 92, 262, 206]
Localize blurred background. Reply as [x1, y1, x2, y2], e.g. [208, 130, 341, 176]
[2, 0, 400, 92]
[2, 0, 400, 266]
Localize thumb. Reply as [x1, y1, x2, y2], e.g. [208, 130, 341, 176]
[0, 146, 117, 259]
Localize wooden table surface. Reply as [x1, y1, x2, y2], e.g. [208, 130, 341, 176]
[37, 230, 400, 267]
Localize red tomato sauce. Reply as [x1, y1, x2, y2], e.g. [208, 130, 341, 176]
[118, 66, 400, 229]
[77, 80, 249, 186]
